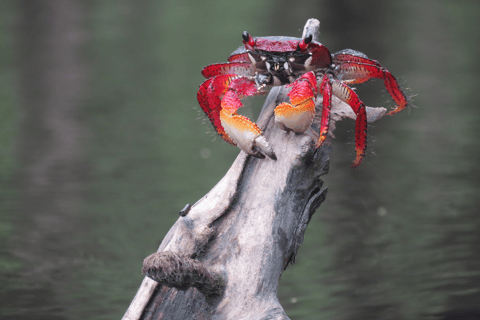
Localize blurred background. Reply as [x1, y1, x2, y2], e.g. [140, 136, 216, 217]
[1, 1, 479, 319]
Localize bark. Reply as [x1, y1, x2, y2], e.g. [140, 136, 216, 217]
[123, 19, 386, 320]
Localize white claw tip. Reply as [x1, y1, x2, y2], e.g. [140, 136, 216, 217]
[254, 135, 277, 160]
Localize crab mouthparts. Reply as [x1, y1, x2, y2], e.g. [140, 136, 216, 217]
[268, 56, 289, 72]
[263, 57, 292, 85]
[273, 62, 286, 71]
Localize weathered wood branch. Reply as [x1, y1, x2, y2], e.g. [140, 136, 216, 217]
[123, 18, 386, 320]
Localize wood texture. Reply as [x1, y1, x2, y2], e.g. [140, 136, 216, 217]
[123, 19, 386, 320]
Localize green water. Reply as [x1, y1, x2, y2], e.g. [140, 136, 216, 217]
[1, 1, 480, 319]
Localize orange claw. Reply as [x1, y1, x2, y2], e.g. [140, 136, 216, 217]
[218, 81, 276, 159]
[274, 72, 317, 134]
[198, 73, 276, 159]
[220, 108, 276, 159]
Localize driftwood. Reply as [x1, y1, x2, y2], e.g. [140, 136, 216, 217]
[123, 19, 386, 320]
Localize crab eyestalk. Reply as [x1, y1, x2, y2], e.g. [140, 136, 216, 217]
[298, 34, 312, 51]
[242, 31, 255, 50]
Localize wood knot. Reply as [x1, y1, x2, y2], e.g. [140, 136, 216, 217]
[142, 252, 224, 299]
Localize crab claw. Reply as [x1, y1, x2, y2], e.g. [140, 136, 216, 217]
[220, 108, 276, 160]
[254, 135, 277, 160]
[274, 72, 317, 133]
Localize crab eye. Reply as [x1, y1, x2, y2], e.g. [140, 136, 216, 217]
[304, 34, 313, 45]
[242, 31, 255, 48]
[298, 34, 313, 51]
[242, 31, 249, 42]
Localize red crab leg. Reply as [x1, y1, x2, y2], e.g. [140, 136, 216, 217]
[274, 72, 317, 134]
[198, 76, 235, 145]
[318, 74, 332, 148]
[201, 62, 254, 78]
[329, 78, 368, 168]
[336, 60, 408, 116]
[333, 53, 382, 68]
[227, 52, 250, 63]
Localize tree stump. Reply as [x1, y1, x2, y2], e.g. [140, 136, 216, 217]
[123, 18, 386, 320]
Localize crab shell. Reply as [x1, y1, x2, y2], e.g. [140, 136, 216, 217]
[225, 35, 333, 86]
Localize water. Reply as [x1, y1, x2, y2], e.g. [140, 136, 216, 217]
[1, 1, 480, 319]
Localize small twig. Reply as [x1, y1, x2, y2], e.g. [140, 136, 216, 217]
[179, 204, 191, 217]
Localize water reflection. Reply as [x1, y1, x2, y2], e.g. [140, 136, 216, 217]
[1, 1, 88, 319]
[1, 1, 480, 319]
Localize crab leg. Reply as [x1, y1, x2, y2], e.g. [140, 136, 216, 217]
[329, 77, 368, 168]
[198, 77, 235, 145]
[334, 54, 408, 115]
[227, 52, 251, 63]
[318, 74, 332, 148]
[333, 52, 382, 68]
[201, 62, 254, 78]
[274, 72, 317, 134]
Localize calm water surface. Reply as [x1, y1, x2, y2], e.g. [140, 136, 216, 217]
[1, 1, 479, 319]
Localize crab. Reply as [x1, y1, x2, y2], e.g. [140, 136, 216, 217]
[197, 31, 408, 167]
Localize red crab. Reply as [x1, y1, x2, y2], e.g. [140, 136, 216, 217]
[197, 31, 408, 167]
